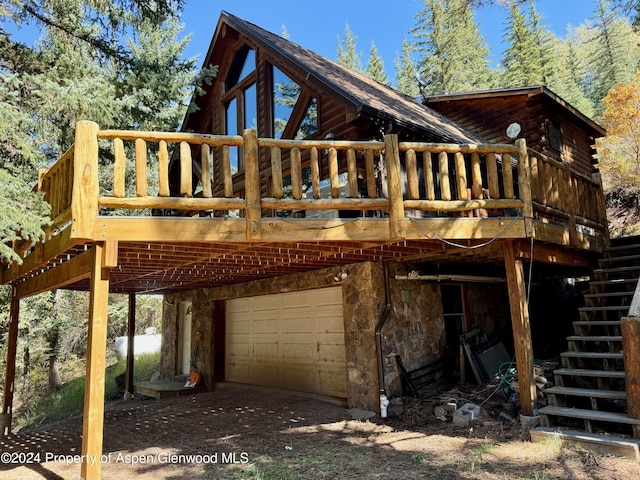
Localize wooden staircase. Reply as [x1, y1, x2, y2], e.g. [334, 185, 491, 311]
[533, 236, 640, 456]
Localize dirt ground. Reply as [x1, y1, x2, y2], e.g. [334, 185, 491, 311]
[2, 383, 640, 480]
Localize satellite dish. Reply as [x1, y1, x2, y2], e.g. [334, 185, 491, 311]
[506, 122, 521, 139]
[414, 71, 430, 89]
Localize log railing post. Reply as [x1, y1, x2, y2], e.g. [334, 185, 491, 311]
[622, 280, 640, 419]
[1, 288, 19, 436]
[384, 134, 406, 239]
[243, 129, 262, 241]
[71, 120, 100, 240]
[516, 139, 533, 236]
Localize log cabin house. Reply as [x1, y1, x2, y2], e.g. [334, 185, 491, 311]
[0, 11, 615, 479]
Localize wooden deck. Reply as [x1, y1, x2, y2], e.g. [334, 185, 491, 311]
[1, 121, 607, 296]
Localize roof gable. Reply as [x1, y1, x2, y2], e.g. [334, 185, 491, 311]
[184, 12, 484, 144]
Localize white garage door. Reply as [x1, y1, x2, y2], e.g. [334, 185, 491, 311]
[225, 287, 346, 398]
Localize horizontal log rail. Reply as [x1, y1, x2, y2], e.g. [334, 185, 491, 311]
[27, 121, 604, 247]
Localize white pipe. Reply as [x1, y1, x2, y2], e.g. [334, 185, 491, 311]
[395, 273, 505, 283]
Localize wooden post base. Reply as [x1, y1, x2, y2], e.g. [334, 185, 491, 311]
[0, 413, 11, 436]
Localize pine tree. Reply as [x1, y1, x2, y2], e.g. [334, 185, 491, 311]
[500, 1, 557, 87]
[394, 37, 420, 98]
[412, 0, 494, 95]
[365, 41, 390, 85]
[337, 21, 363, 72]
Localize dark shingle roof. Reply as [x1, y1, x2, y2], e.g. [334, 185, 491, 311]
[190, 12, 485, 144]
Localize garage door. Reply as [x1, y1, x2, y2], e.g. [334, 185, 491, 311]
[225, 287, 346, 398]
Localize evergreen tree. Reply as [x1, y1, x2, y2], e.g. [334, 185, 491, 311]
[586, 0, 639, 111]
[394, 37, 420, 98]
[337, 21, 363, 72]
[412, 0, 494, 95]
[500, 1, 557, 87]
[365, 41, 390, 85]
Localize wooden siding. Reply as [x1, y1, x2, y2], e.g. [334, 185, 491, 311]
[426, 94, 598, 179]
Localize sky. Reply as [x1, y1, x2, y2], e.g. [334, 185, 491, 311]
[4, 0, 604, 75]
[179, 0, 601, 75]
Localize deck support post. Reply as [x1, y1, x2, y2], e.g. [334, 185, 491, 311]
[503, 240, 536, 417]
[81, 243, 111, 480]
[124, 294, 136, 400]
[384, 134, 406, 239]
[1, 288, 19, 436]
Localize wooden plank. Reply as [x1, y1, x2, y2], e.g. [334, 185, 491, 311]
[622, 316, 640, 418]
[179, 142, 192, 197]
[503, 239, 536, 416]
[113, 138, 126, 198]
[347, 148, 358, 198]
[406, 148, 419, 200]
[531, 427, 640, 459]
[135, 138, 147, 197]
[158, 140, 170, 197]
[15, 247, 94, 299]
[270, 147, 283, 199]
[1, 291, 19, 435]
[399, 141, 518, 155]
[200, 143, 212, 198]
[544, 386, 626, 400]
[540, 405, 640, 425]
[261, 198, 389, 211]
[81, 244, 110, 480]
[406, 218, 527, 240]
[71, 121, 100, 240]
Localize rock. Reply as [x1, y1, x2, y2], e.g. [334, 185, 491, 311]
[348, 408, 376, 420]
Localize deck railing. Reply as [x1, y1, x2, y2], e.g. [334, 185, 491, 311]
[33, 121, 606, 246]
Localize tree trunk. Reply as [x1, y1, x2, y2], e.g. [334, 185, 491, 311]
[48, 356, 63, 392]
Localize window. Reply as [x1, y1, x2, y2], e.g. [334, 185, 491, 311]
[549, 120, 563, 153]
[272, 66, 318, 139]
[223, 47, 257, 174]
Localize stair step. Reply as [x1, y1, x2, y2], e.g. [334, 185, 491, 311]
[584, 291, 633, 299]
[544, 386, 627, 400]
[554, 368, 625, 378]
[531, 427, 640, 459]
[589, 278, 638, 287]
[566, 335, 622, 342]
[593, 265, 640, 275]
[573, 320, 621, 326]
[599, 254, 640, 265]
[605, 239, 640, 253]
[560, 351, 623, 359]
[539, 406, 640, 426]
[579, 305, 630, 312]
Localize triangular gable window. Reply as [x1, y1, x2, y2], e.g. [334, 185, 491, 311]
[272, 66, 318, 139]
